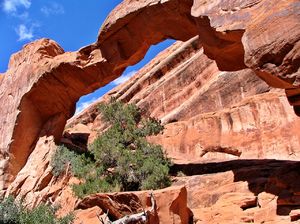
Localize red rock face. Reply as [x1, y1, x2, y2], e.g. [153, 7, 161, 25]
[0, 0, 299, 223]
[0, 0, 299, 190]
[151, 92, 300, 163]
[76, 186, 192, 224]
[68, 38, 300, 164]
[64, 38, 300, 223]
[173, 160, 300, 223]
[0, 39, 67, 188]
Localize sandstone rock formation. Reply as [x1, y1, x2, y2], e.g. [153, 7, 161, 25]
[4, 35, 296, 223]
[173, 160, 300, 223]
[68, 37, 300, 164]
[5, 135, 78, 212]
[0, 0, 300, 223]
[76, 186, 192, 224]
[0, 0, 299, 191]
[64, 37, 300, 223]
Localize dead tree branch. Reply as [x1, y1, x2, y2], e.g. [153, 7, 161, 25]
[98, 192, 156, 224]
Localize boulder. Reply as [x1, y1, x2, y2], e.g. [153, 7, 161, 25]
[76, 186, 193, 224]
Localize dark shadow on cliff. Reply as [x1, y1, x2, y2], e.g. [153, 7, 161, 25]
[171, 159, 300, 218]
[60, 132, 90, 153]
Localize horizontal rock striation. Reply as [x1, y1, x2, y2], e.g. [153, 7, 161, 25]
[63, 37, 300, 222]
[68, 38, 300, 164]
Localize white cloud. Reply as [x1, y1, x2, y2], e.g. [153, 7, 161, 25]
[2, 0, 31, 13]
[112, 70, 136, 86]
[2, 0, 39, 42]
[15, 24, 33, 41]
[75, 97, 97, 115]
[41, 2, 64, 16]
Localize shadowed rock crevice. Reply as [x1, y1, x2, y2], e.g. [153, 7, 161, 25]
[60, 132, 90, 154]
[170, 159, 287, 176]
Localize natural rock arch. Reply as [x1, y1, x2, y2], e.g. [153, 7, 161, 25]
[0, 0, 299, 190]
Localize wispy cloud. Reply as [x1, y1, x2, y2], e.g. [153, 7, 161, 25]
[75, 97, 98, 115]
[2, 0, 35, 41]
[41, 2, 64, 16]
[2, 0, 31, 14]
[112, 70, 136, 86]
[15, 24, 33, 41]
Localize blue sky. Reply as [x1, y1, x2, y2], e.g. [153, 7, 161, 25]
[0, 0, 174, 115]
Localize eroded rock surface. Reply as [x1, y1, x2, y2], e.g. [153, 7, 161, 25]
[0, 0, 299, 190]
[5, 135, 78, 213]
[173, 160, 300, 223]
[68, 38, 300, 164]
[76, 186, 192, 224]
[64, 38, 300, 223]
[0, 0, 300, 223]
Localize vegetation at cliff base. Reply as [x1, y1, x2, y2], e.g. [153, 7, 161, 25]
[0, 196, 73, 224]
[51, 145, 95, 179]
[51, 99, 171, 198]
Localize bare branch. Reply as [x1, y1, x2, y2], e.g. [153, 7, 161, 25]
[98, 210, 111, 224]
[111, 211, 147, 224]
[99, 192, 156, 224]
[149, 192, 155, 213]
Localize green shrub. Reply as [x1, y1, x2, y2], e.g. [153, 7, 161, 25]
[51, 145, 96, 179]
[89, 99, 171, 192]
[0, 195, 20, 223]
[0, 196, 73, 224]
[72, 178, 121, 198]
[51, 99, 171, 198]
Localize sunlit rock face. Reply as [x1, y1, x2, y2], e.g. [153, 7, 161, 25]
[0, 0, 299, 190]
[173, 160, 300, 224]
[0, 0, 300, 223]
[68, 37, 300, 164]
[75, 186, 192, 224]
[65, 38, 300, 223]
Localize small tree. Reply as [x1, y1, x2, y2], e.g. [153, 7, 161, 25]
[51, 99, 171, 198]
[89, 99, 171, 192]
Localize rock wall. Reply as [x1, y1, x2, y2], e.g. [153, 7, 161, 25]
[68, 38, 300, 164]
[0, 0, 299, 190]
[64, 37, 300, 223]
[2, 33, 300, 224]
[0, 0, 300, 223]
[173, 160, 300, 223]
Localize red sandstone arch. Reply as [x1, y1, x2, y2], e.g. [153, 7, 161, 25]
[0, 0, 299, 189]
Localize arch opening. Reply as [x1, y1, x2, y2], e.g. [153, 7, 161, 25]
[74, 39, 176, 116]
